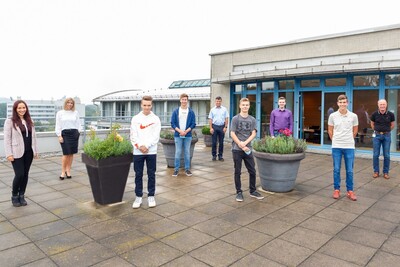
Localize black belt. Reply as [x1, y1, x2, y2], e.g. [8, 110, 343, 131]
[212, 124, 225, 127]
[377, 131, 389, 135]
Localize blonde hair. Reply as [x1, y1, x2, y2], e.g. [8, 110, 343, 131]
[63, 97, 76, 111]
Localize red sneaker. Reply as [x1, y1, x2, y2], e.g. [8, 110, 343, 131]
[333, 190, 340, 199]
[347, 191, 357, 201]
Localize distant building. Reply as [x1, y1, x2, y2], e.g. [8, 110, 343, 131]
[92, 79, 211, 129]
[6, 97, 85, 127]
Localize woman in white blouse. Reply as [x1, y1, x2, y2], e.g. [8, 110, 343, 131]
[55, 98, 81, 180]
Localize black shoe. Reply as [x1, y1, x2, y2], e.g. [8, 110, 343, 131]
[235, 192, 244, 202]
[250, 191, 265, 200]
[59, 176, 65, 180]
[19, 195, 27, 206]
[218, 157, 224, 162]
[11, 196, 21, 207]
[65, 172, 72, 179]
[212, 157, 217, 161]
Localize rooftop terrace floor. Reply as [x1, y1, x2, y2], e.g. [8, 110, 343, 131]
[1, 140, 400, 266]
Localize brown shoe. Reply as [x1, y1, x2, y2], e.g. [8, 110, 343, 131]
[373, 172, 379, 178]
[383, 173, 389, 179]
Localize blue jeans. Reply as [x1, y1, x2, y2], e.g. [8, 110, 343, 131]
[174, 136, 192, 171]
[373, 133, 391, 174]
[133, 154, 157, 197]
[332, 148, 354, 191]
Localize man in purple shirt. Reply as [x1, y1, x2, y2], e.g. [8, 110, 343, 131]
[269, 97, 293, 136]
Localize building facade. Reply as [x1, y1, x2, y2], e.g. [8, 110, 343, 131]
[92, 79, 211, 129]
[210, 24, 400, 155]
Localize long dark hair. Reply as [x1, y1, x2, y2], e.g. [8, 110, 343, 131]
[11, 100, 33, 132]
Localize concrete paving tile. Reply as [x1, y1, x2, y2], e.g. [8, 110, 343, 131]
[50, 241, 115, 267]
[230, 253, 285, 267]
[255, 238, 314, 266]
[122, 241, 183, 266]
[298, 252, 360, 267]
[217, 207, 265, 226]
[21, 257, 58, 267]
[99, 229, 155, 254]
[169, 209, 212, 226]
[22, 220, 74, 241]
[367, 250, 400, 267]
[0, 243, 46, 266]
[161, 255, 210, 267]
[79, 219, 131, 240]
[0, 230, 31, 250]
[138, 218, 187, 239]
[196, 188, 232, 201]
[192, 217, 240, 238]
[190, 240, 248, 267]
[39, 196, 79, 210]
[0, 220, 16, 234]
[221, 227, 273, 251]
[267, 207, 311, 225]
[236, 201, 280, 216]
[161, 228, 215, 253]
[64, 211, 112, 228]
[280, 226, 332, 250]
[350, 215, 398, 235]
[119, 209, 163, 227]
[91, 256, 132, 267]
[28, 191, 67, 203]
[337, 225, 389, 248]
[381, 236, 400, 256]
[0, 203, 47, 220]
[330, 198, 373, 215]
[392, 227, 400, 239]
[10, 211, 59, 229]
[175, 195, 212, 208]
[372, 200, 400, 213]
[262, 194, 297, 207]
[286, 200, 325, 215]
[36, 229, 93, 255]
[247, 217, 296, 237]
[299, 216, 347, 235]
[148, 202, 190, 217]
[319, 238, 377, 265]
[193, 201, 235, 216]
[315, 207, 359, 224]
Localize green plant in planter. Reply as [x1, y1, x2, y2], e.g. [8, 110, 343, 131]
[253, 128, 307, 154]
[201, 125, 211, 135]
[83, 124, 133, 160]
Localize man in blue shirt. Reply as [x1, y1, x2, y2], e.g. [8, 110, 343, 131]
[170, 93, 196, 177]
[269, 97, 293, 137]
[208, 96, 229, 161]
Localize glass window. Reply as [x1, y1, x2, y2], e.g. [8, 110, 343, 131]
[278, 80, 294, 90]
[234, 84, 242, 93]
[353, 75, 379, 87]
[325, 78, 346, 87]
[247, 83, 257, 91]
[278, 92, 294, 114]
[300, 79, 320, 88]
[353, 90, 379, 150]
[385, 74, 400, 86]
[385, 89, 400, 152]
[262, 81, 274, 91]
[261, 93, 273, 137]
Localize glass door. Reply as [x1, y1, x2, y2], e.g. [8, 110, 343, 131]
[323, 91, 345, 145]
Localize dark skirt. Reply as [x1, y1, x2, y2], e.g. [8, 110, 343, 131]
[61, 129, 80, 155]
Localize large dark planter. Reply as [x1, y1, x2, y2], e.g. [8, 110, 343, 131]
[252, 150, 305, 193]
[203, 135, 212, 147]
[160, 137, 198, 168]
[82, 153, 133, 205]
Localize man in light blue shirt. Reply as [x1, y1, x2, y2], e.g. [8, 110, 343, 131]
[208, 96, 229, 161]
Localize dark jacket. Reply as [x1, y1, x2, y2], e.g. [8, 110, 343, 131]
[170, 107, 196, 137]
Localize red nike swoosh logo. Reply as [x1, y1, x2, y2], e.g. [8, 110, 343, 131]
[140, 123, 154, 129]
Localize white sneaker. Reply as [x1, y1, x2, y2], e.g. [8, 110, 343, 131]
[132, 197, 142, 209]
[148, 196, 156, 208]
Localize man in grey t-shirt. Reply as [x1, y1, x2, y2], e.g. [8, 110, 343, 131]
[230, 98, 264, 202]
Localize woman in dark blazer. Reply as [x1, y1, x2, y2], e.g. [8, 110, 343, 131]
[4, 100, 38, 207]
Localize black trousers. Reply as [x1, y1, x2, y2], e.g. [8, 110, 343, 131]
[11, 149, 34, 196]
[232, 150, 256, 194]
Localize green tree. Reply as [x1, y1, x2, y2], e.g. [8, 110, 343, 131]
[0, 103, 7, 127]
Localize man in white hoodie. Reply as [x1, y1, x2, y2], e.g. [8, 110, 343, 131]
[130, 96, 161, 208]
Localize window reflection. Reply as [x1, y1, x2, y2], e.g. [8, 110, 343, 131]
[353, 75, 379, 87]
[300, 79, 320, 88]
[247, 83, 257, 91]
[385, 74, 400, 86]
[278, 80, 294, 89]
[325, 78, 346, 87]
[385, 89, 400, 152]
[353, 90, 379, 150]
[262, 81, 274, 90]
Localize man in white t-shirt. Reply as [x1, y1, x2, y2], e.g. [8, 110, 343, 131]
[328, 94, 358, 201]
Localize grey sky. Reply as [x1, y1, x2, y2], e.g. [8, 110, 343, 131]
[1, 0, 399, 103]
